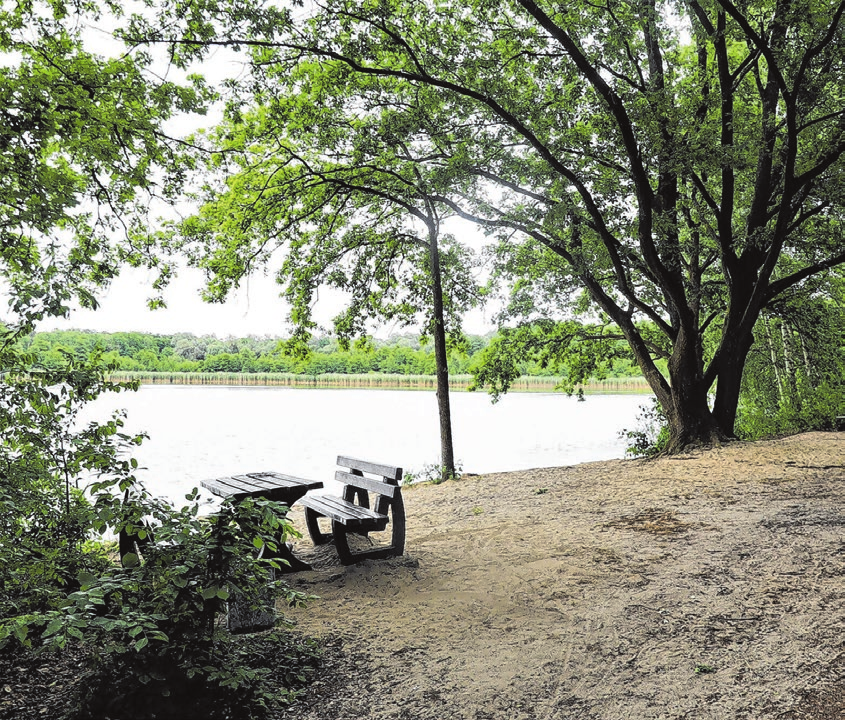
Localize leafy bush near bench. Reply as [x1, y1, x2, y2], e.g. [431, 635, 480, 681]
[0, 351, 320, 718]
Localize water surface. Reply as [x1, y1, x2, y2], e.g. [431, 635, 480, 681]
[82, 386, 649, 504]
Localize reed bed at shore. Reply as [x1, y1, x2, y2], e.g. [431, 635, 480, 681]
[107, 371, 653, 394]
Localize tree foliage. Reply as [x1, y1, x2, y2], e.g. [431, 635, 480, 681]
[139, 0, 845, 451]
[0, 4, 319, 714]
[22, 329, 519, 375]
[0, 1, 208, 327]
[470, 319, 637, 399]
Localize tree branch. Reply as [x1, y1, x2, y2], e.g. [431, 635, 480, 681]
[766, 251, 845, 301]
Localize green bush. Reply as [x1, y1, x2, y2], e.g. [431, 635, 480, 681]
[59, 484, 315, 716]
[736, 378, 844, 439]
[735, 299, 844, 440]
[1, 480, 321, 718]
[403, 460, 464, 485]
[622, 399, 670, 457]
[0, 348, 321, 718]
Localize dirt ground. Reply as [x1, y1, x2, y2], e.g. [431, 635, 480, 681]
[279, 431, 845, 720]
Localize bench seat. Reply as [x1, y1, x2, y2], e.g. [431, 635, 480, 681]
[298, 494, 389, 531]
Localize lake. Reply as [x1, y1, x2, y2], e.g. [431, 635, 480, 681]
[81, 385, 651, 504]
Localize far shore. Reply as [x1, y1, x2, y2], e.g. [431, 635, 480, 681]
[106, 371, 653, 394]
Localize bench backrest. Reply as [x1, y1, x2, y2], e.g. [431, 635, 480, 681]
[336, 455, 403, 497]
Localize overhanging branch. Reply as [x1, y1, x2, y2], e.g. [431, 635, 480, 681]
[765, 252, 845, 301]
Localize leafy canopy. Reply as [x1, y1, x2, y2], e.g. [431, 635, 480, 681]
[150, 0, 845, 448]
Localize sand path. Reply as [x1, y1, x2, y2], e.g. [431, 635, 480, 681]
[281, 432, 845, 719]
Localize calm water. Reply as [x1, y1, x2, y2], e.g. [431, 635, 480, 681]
[81, 386, 650, 504]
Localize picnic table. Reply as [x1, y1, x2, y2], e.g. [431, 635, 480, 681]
[200, 471, 323, 572]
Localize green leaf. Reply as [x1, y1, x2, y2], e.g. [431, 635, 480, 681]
[76, 571, 98, 588]
[134, 637, 149, 651]
[42, 618, 63, 638]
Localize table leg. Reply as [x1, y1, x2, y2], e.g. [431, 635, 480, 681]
[263, 541, 312, 572]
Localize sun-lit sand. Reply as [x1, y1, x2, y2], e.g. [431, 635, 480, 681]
[281, 432, 845, 719]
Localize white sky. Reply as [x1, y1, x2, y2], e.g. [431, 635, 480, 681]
[39, 262, 497, 339]
[40, 265, 294, 338]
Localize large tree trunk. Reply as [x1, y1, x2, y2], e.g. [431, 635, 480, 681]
[711, 297, 759, 437]
[662, 323, 726, 453]
[663, 391, 724, 453]
[427, 224, 456, 481]
[598, 295, 726, 453]
[711, 343, 752, 436]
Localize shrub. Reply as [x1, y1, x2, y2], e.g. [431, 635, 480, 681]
[0, 349, 320, 718]
[622, 399, 669, 457]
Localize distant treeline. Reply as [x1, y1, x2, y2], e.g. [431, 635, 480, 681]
[21, 330, 644, 381]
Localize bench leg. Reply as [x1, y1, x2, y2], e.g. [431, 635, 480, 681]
[304, 507, 333, 545]
[332, 522, 355, 565]
[228, 568, 277, 633]
[332, 493, 406, 565]
[118, 526, 154, 567]
[377, 492, 406, 557]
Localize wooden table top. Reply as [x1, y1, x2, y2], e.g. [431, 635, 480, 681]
[200, 471, 323, 503]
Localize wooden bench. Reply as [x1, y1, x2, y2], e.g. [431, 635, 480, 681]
[298, 456, 405, 565]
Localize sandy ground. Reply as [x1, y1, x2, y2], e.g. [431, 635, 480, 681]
[279, 432, 845, 720]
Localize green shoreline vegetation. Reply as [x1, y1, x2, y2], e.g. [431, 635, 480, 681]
[106, 370, 653, 393]
[23, 330, 649, 392]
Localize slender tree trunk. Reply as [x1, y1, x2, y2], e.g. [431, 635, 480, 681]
[798, 332, 815, 385]
[764, 316, 785, 404]
[780, 322, 797, 399]
[427, 223, 456, 481]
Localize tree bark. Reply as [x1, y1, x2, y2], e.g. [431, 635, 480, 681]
[427, 223, 456, 481]
[664, 396, 724, 453]
[710, 321, 757, 437]
[663, 322, 726, 452]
